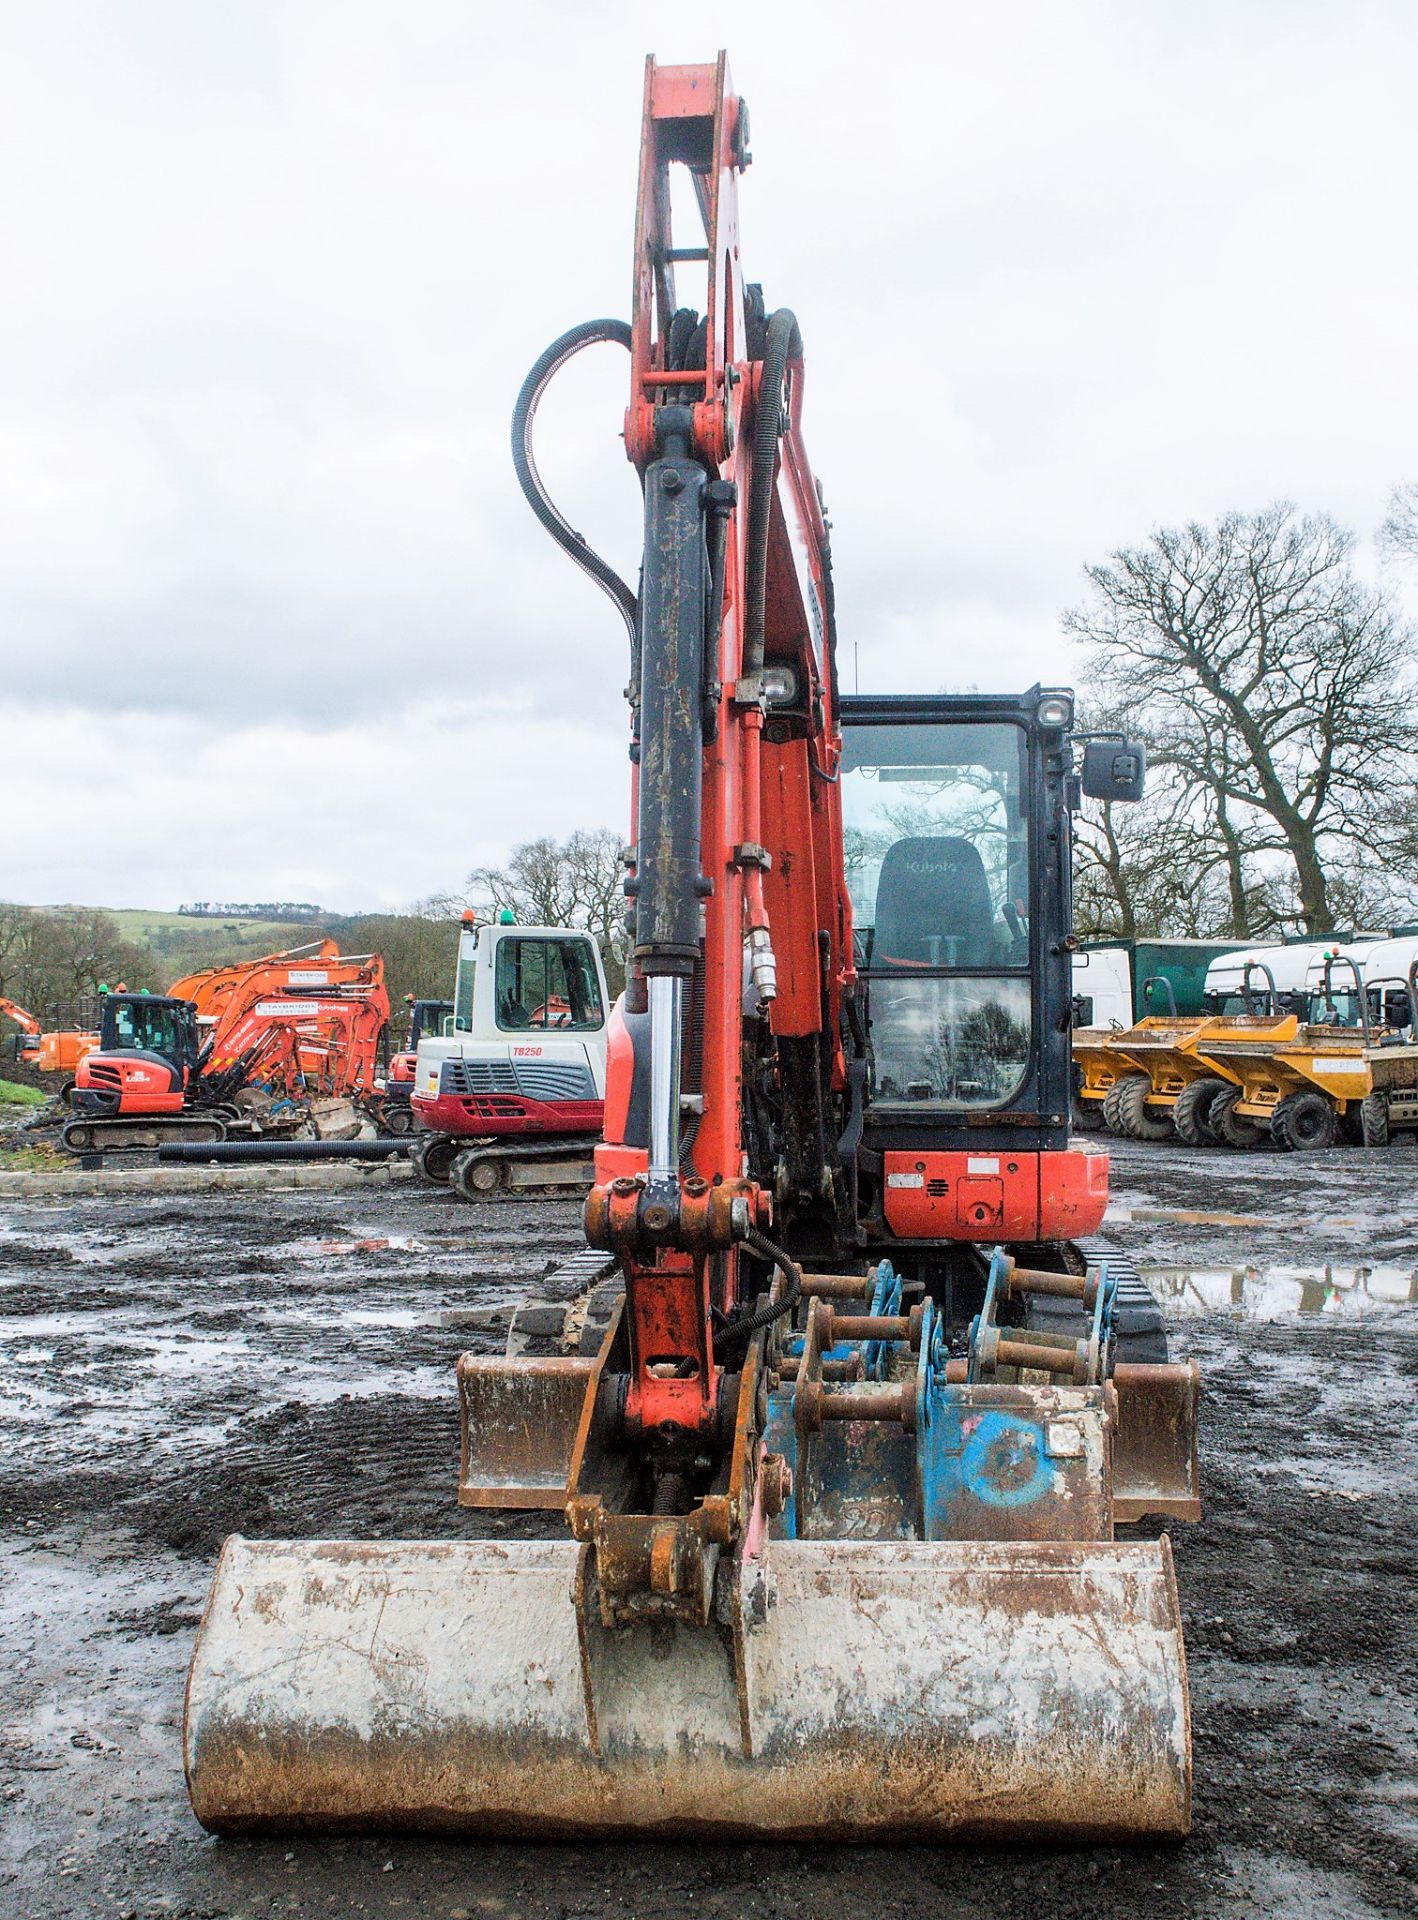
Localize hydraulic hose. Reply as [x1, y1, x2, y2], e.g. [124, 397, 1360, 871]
[742, 308, 803, 677]
[714, 1227, 802, 1354]
[510, 319, 639, 685]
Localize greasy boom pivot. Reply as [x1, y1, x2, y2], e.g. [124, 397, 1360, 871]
[184, 52, 1197, 1842]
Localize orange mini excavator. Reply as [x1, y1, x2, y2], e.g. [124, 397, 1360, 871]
[63, 951, 389, 1153]
[1, 995, 100, 1087]
[185, 55, 1199, 1843]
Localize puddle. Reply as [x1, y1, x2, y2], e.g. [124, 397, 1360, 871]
[0, 1311, 110, 1339]
[1141, 1262, 1418, 1319]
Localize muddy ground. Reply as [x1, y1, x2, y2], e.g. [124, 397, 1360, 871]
[1, 1139, 1415, 1920]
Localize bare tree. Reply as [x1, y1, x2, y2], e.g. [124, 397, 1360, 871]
[464, 829, 627, 994]
[1071, 698, 1275, 941]
[1378, 482, 1418, 568]
[0, 906, 150, 1020]
[1068, 504, 1416, 936]
[318, 911, 462, 1014]
[0, 905, 32, 1001]
[1072, 777, 1273, 941]
[1074, 792, 1194, 940]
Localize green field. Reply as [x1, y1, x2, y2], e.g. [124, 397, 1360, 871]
[107, 909, 316, 946]
[73, 909, 323, 986]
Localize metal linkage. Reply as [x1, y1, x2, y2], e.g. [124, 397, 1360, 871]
[997, 1255, 1100, 1311]
[791, 1278, 924, 1435]
[776, 1352, 864, 1381]
[799, 1272, 874, 1301]
[968, 1245, 1117, 1387]
[822, 1309, 923, 1348]
[801, 1380, 917, 1433]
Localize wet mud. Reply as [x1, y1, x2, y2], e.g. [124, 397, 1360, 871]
[1, 1146, 1415, 1918]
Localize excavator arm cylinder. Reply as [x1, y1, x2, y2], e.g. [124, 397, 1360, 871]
[632, 409, 709, 977]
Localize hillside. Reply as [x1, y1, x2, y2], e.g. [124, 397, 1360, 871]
[7, 904, 459, 1030]
[105, 910, 320, 975]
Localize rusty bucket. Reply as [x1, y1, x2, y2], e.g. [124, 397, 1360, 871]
[184, 1531, 1189, 1841]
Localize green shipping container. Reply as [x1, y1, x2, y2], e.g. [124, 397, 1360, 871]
[1078, 938, 1252, 1023]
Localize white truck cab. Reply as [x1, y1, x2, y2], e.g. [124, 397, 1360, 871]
[411, 915, 610, 1140]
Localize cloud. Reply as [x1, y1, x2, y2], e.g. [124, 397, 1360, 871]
[1, 692, 629, 912]
[2, 0, 1416, 903]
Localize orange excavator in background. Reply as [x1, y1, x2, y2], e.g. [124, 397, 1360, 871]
[1, 995, 100, 1086]
[167, 940, 383, 1027]
[186, 56, 1199, 1844]
[63, 951, 390, 1153]
[4, 944, 369, 1094]
[381, 993, 454, 1134]
[1, 997, 43, 1065]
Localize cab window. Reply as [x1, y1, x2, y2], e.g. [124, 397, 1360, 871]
[841, 719, 1031, 1113]
[494, 936, 604, 1033]
[453, 952, 476, 1033]
[108, 999, 186, 1059]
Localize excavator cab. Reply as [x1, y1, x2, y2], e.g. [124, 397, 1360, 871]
[840, 691, 1114, 1256]
[844, 698, 1043, 1119]
[74, 994, 202, 1109]
[97, 993, 203, 1074]
[407, 998, 454, 1049]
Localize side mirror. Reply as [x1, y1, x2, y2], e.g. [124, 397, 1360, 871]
[1080, 737, 1146, 802]
[1071, 993, 1094, 1028]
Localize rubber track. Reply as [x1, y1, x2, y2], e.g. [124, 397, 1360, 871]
[450, 1134, 599, 1202]
[1029, 1235, 1171, 1366]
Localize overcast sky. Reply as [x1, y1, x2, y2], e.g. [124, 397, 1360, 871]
[3, 0, 1415, 912]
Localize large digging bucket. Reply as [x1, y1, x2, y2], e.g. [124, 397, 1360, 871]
[185, 1533, 1190, 1841]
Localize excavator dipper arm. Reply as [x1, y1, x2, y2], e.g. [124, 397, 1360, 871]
[0, 997, 41, 1036]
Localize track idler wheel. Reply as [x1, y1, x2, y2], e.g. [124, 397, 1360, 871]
[410, 1134, 461, 1186]
[382, 1106, 414, 1137]
[1269, 1090, 1337, 1152]
[1115, 1071, 1173, 1142]
[1359, 1090, 1390, 1148]
[1171, 1076, 1228, 1147]
[1209, 1085, 1263, 1149]
[449, 1147, 504, 1200]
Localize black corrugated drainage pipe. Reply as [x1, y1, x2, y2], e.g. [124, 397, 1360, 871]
[157, 1139, 418, 1164]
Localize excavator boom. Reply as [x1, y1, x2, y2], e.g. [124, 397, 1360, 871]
[0, 996, 41, 1037]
